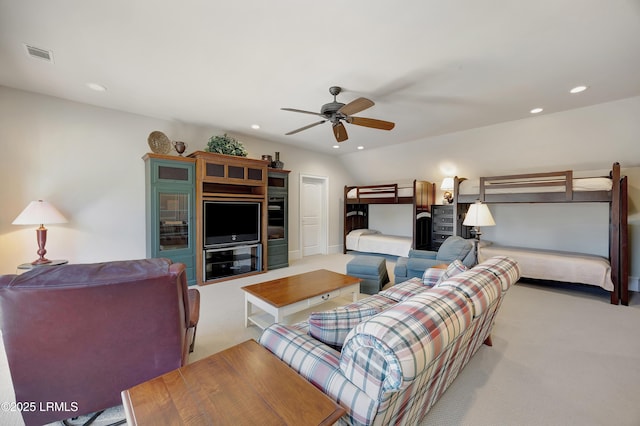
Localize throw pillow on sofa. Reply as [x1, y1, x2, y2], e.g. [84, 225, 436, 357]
[435, 260, 468, 286]
[422, 267, 445, 286]
[309, 306, 380, 350]
[378, 277, 427, 301]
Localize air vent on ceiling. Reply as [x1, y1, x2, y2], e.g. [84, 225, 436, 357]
[24, 44, 54, 63]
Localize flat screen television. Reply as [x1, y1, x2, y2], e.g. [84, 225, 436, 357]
[204, 201, 261, 247]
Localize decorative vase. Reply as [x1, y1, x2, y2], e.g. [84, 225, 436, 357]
[262, 154, 273, 164]
[173, 141, 187, 156]
[272, 152, 284, 169]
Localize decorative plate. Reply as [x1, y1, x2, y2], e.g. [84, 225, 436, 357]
[147, 131, 171, 154]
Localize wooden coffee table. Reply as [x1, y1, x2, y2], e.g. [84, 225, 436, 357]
[121, 339, 345, 425]
[242, 269, 361, 329]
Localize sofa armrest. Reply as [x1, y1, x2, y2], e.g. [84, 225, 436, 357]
[408, 249, 438, 260]
[186, 289, 200, 353]
[260, 324, 379, 425]
[260, 323, 341, 382]
[187, 289, 200, 328]
[0, 275, 16, 288]
[393, 257, 408, 280]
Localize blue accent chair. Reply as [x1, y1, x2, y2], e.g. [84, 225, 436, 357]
[393, 236, 476, 283]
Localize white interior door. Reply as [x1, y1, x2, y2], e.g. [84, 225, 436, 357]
[300, 175, 328, 256]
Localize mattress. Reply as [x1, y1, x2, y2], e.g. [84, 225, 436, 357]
[459, 177, 612, 195]
[347, 182, 414, 199]
[346, 229, 412, 257]
[478, 244, 613, 291]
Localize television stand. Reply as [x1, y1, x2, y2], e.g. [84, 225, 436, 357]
[203, 244, 262, 282]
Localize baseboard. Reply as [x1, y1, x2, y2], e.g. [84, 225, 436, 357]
[289, 249, 301, 260]
[628, 276, 639, 292]
[289, 246, 343, 260]
[328, 244, 342, 255]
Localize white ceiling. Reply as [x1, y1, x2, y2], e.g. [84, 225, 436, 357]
[1, 0, 639, 155]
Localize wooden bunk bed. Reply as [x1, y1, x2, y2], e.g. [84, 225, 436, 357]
[343, 180, 435, 257]
[453, 162, 629, 305]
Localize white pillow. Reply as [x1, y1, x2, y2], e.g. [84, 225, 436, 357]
[348, 229, 380, 237]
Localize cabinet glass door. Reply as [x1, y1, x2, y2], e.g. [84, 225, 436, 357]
[159, 192, 190, 251]
[267, 196, 286, 240]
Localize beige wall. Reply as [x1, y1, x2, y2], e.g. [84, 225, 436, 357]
[0, 86, 356, 274]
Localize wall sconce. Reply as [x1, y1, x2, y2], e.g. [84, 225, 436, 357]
[441, 177, 454, 204]
[12, 200, 68, 264]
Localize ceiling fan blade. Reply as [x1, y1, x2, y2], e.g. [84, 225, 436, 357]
[281, 107, 324, 117]
[333, 122, 348, 142]
[338, 97, 374, 116]
[348, 116, 395, 131]
[285, 120, 326, 135]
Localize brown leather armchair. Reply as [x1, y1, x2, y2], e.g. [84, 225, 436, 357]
[0, 258, 200, 426]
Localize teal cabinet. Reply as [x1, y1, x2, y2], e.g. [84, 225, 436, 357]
[267, 169, 290, 269]
[144, 154, 196, 285]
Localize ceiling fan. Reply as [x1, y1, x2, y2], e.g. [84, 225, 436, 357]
[281, 86, 395, 143]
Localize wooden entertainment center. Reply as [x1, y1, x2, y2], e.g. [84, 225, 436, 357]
[145, 151, 287, 286]
[191, 151, 269, 285]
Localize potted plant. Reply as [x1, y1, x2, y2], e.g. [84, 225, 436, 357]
[205, 133, 248, 157]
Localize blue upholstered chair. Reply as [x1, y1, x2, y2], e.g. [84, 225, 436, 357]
[393, 236, 476, 283]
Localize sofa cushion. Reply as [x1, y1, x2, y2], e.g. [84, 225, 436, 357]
[436, 268, 502, 318]
[435, 260, 468, 285]
[343, 293, 397, 312]
[435, 236, 473, 263]
[379, 278, 426, 301]
[309, 306, 380, 350]
[471, 255, 520, 291]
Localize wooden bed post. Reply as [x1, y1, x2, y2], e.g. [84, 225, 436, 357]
[609, 162, 621, 305]
[621, 176, 629, 305]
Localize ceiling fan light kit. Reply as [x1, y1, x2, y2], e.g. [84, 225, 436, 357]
[282, 86, 395, 143]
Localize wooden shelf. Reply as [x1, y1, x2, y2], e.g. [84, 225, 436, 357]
[202, 192, 265, 199]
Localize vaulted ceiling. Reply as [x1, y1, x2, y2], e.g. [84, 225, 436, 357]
[1, 0, 639, 154]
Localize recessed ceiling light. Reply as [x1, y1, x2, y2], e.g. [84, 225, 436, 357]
[570, 85, 588, 94]
[86, 83, 107, 92]
[251, 124, 260, 130]
[530, 107, 543, 114]
[332, 145, 340, 149]
[357, 146, 364, 150]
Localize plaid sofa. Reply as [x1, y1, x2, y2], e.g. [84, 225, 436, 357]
[259, 256, 520, 425]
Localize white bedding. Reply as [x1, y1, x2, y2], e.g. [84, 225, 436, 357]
[478, 244, 614, 291]
[346, 229, 412, 257]
[459, 177, 612, 195]
[347, 182, 414, 199]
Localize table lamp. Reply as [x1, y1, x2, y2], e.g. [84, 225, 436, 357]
[462, 200, 495, 240]
[441, 177, 454, 204]
[12, 200, 68, 265]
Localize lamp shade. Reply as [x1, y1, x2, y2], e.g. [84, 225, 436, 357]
[440, 177, 454, 191]
[12, 200, 67, 226]
[463, 201, 495, 227]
